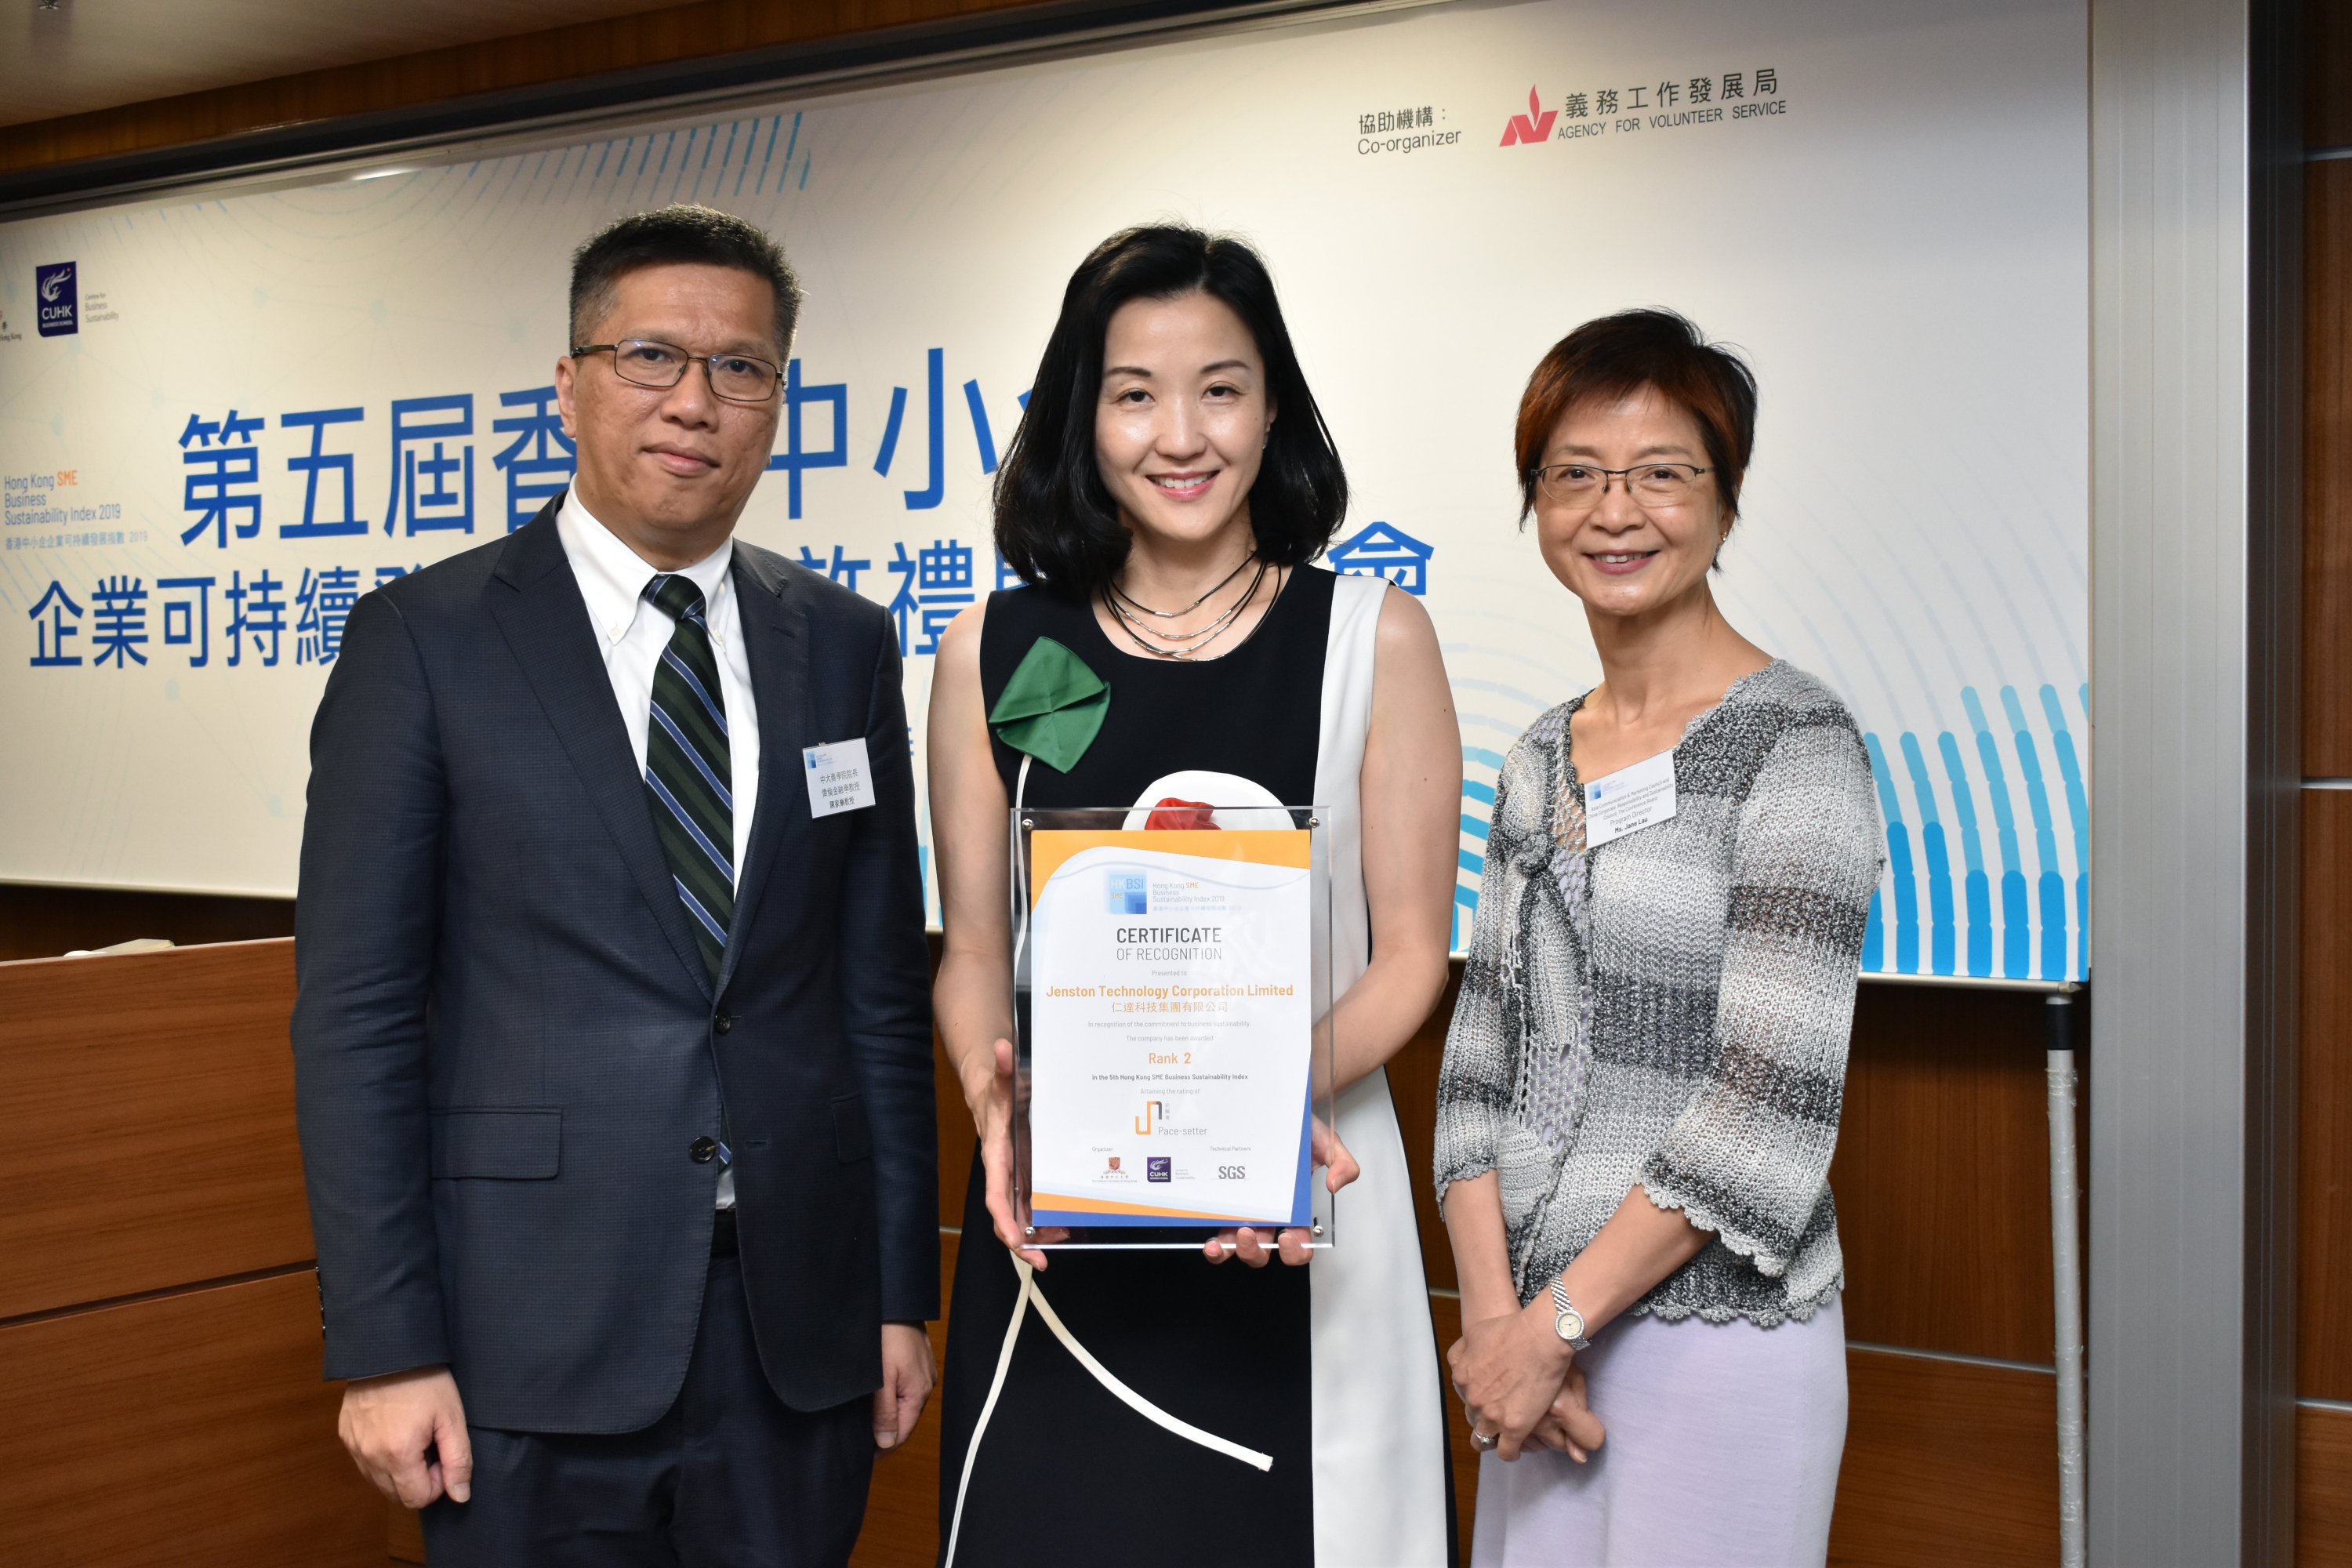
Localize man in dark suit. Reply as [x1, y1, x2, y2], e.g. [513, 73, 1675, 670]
[292, 204, 937, 1565]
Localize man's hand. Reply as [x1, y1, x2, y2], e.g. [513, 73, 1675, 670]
[339, 1366, 471, 1508]
[873, 1323, 936, 1451]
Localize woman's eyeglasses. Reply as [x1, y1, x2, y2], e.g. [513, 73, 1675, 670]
[1534, 461, 1711, 507]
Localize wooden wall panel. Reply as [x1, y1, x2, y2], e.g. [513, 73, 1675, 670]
[0, 881, 294, 962]
[2307, 159, 2352, 774]
[0, 938, 312, 1320]
[0, 0, 1057, 175]
[2303, 792, 2352, 1399]
[1829, 984, 2058, 1365]
[1827, 1349, 2059, 1567]
[1386, 965, 1465, 1293]
[936, 1032, 975, 1229]
[2314, 0, 2352, 154]
[2305, 1404, 2352, 1567]
[2307, 13, 2352, 1559]
[0, 1269, 382, 1566]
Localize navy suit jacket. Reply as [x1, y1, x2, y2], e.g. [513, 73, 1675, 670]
[291, 499, 937, 1432]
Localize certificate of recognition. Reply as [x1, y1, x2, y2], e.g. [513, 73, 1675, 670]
[1014, 818, 1331, 1240]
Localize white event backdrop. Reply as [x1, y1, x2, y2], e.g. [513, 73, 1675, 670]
[0, 0, 2088, 980]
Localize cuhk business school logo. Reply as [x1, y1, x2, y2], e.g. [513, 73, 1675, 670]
[1499, 86, 1557, 147]
[36, 262, 77, 337]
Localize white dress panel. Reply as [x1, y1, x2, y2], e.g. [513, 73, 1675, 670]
[1311, 572, 1451, 1567]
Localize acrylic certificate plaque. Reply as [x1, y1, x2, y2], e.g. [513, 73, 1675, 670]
[1008, 804, 1337, 1249]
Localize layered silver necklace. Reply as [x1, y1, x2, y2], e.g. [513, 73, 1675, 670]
[1104, 551, 1275, 661]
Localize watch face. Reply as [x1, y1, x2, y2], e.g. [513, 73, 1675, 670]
[1557, 1308, 1585, 1342]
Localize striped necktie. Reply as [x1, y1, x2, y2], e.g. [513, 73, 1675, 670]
[642, 574, 733, 979]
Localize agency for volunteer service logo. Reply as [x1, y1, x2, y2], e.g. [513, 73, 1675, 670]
[1499, 86, 1556, 147]
[36, 262, 77, 337]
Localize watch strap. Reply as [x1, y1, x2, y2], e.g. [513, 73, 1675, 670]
[1550, 1277, 1592, 1350]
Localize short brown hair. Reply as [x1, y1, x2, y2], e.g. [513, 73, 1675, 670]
[1513, 309, 1757, 525]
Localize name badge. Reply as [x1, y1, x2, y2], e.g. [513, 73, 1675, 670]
[802, 739, 877, 818]
[1582, 750, 1677, 850]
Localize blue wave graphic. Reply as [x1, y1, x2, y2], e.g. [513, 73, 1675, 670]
[1454, 743, 1506, 953]
[1453, 688, 2089, 980]
[1861, 684, 2089, 980]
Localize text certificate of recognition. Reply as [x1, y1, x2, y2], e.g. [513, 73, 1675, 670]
[1027, 829, 1313, 1228]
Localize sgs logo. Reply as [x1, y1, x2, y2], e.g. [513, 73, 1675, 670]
[1217, 1164, 1247, 1180]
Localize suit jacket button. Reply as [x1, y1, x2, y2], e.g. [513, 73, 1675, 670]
[714, 1014, 733, 1035]
[690, 1136, 719, 1164]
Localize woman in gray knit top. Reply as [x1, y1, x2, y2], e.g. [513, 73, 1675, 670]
[1436, 310, 1884, 1567]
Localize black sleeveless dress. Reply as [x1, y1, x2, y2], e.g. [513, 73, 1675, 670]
[935, 570, 1334, 1566]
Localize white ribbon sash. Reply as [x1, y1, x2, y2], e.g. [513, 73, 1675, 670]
[942, 1255, 1274, 1568]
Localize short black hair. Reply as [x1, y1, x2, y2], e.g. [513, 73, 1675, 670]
[993, 225, 1348, 597]
[568, 204, 804, 359]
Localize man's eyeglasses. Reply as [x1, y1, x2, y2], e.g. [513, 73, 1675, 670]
[1534, 461, 1711, 507]
[572, 339, 783, 404]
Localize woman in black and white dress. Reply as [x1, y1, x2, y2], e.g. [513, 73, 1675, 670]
[926, 225, 1462, 1566]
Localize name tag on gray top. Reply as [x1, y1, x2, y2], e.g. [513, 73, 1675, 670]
[1583, 750, 1677, 849]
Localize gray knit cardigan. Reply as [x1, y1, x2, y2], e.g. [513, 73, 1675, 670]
[1434, 660, 1885, 1327]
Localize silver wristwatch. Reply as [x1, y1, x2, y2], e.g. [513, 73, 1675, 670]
[1550, 1278, 1592, 1351]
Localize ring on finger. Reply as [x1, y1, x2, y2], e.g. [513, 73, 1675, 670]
[1471, 1428, 1499, 1452]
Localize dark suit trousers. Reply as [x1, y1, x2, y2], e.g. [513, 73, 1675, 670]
[419, 1232, 876, 1567]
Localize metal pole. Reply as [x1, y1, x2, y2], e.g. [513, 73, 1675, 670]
[2046, 993, 2086, 1568]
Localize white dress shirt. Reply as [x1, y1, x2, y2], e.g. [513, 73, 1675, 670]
[556, 491, 759, 1207]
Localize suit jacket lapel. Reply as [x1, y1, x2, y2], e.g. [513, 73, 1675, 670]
[716, 544, 804, 999]
[487, 502, 713, 1000]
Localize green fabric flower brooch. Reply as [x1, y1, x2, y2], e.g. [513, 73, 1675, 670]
[987, 637, 1109, 773]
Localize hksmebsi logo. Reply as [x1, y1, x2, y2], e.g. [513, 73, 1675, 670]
[36, 262, 77, 337]
[1106, 871, 1147, 916]
[1500, 86, 1556, 147]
